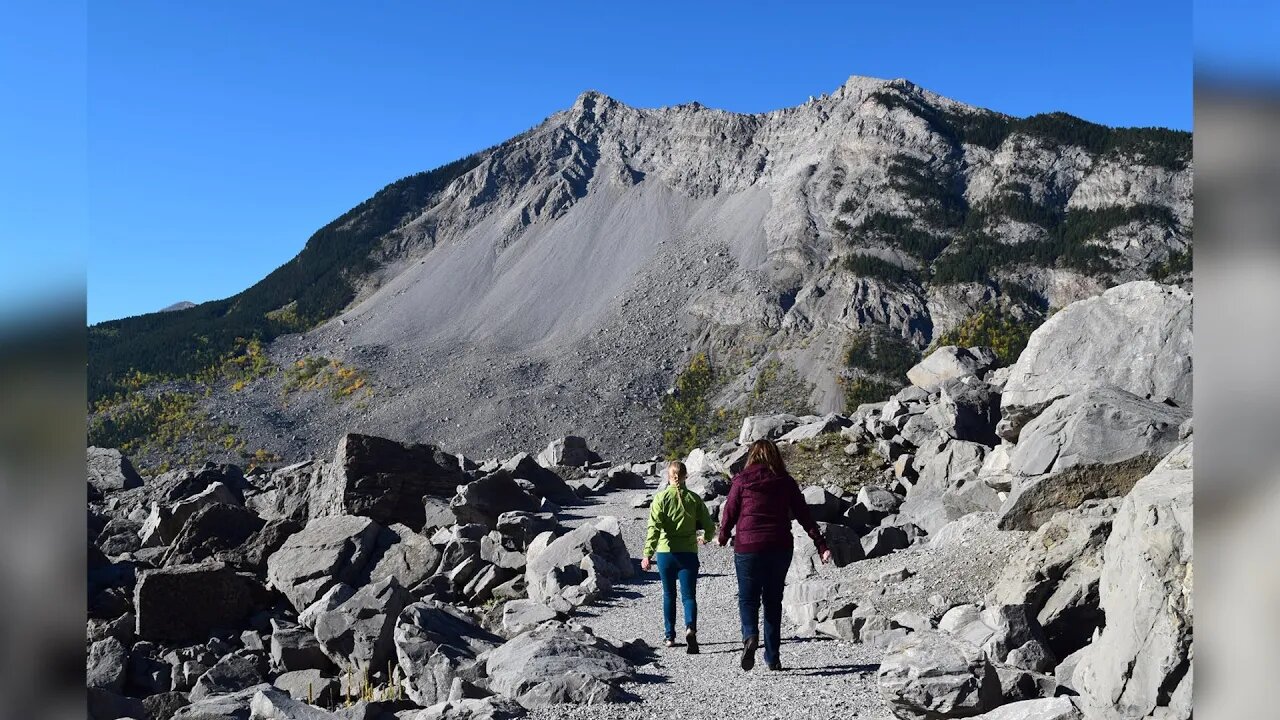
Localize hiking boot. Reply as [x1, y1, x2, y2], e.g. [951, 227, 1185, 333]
[664, 637, 676, 649]
[767, 660, 784, 671]
[685, 628, 699, 654]
[740, 635, 759, 670]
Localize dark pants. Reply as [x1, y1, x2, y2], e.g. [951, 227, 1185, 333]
[656, 551, 699, 639]
[734, 548, 792, 665]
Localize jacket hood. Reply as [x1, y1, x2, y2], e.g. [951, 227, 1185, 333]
[735, 463, 785, 487]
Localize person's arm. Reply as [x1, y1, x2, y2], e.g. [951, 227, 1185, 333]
[717, 478, 741, 546]
[787, 477, 830, 556]
[697, 495, 715, 544]
[643, 491, 664, 561]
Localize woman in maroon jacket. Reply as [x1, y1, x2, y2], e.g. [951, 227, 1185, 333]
[717, 438, 831, 671]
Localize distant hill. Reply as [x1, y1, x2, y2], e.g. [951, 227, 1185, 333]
[87, 75, 1191, 469]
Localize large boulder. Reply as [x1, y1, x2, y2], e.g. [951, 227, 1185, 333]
[878, 630, 1003, 720]
[135, 562, 255, 642]
[244, 460, 314, 524]
[248, 687, 336, 719]
[990, 499, 1119, 657]
[535, 436, 594, 468]
[525, 517, 633, 612]
[88, 447, 143, 493]
[999, 281, 1192, 441]
[171, 683, 271, 719]
[308, 433, 468, 531]
[997, 386, 1189, 530]
[364, 523, 442, 590]
[970, 697, 1083, 720]
[140, 482, 242, 548]
[930, 378, 1001, 445]
[413, 697, 526, 720]
[738, 414, 802, 445]
[901, 440, 1001, 534]
[270, 619, 331, 672]
[450, 474, 540, 528]
[477, 622, 633, 709]
[265, 515, 381, 612]
[790, 522, 862, 579]
[314, 576, 413, 675]
[162, 503, 266, 566]
[87, 637, 128, 692]
[778, 413, 852, 443]
[488, 453, 577, 505]
[906, 346, 997, 390]
[1073, 442, 1192, 720]
[393, 600, 504, 707]
[190, 652, 263, 702]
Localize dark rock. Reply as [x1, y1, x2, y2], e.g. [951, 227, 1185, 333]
[163, 503, 266, 566]
[87, 637, 128, 692]
[878, 630, 1002, 720]
[450, 474, 540, 528]
[314, 577, 412, 675]
[143, 691, 192, 720]
[265, 515, 381, 612]
[135, 562, 255, 642]
[270, 619, 332, 672]
[309, 433, 468, 532]
[393, 600, 504, 707]
[190, 652, 263, 701]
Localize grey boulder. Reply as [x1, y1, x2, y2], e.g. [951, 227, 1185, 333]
[997, 386, 1189, 530]
[535, 436, 594, 468]
[1072, 442, 1192, 720]
[88, 447, 143, 493]
[990, 498, 1119, 657]
[906, 346, 997, 390]
[314, 576, 413, 675]
[878, 630, 1002, 720]
[308, 433, 468, 532]
[393, 600, 504, 707]
[525, 517, 633, 612]
[450, 474, 540, 528]
[477, 622, 632, 709]
[999, 281, 1192, 441]
[265, 515, 381, 612]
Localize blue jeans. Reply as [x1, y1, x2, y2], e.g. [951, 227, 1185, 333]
[655, 552, 699, 639]
[734, 548, 792, 665]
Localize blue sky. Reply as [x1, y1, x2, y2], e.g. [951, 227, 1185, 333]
[5, 2, 1200, 324]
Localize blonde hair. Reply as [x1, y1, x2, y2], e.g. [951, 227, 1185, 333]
[668, 461, 688, 511]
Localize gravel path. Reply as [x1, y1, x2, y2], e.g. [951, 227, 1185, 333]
[529, 492, 897, 720]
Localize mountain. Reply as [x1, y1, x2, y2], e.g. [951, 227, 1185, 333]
[87, 75, 1192, 469]
[159, 301, 196, 313]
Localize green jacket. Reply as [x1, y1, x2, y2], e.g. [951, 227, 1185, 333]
[644, 485, 715, 557]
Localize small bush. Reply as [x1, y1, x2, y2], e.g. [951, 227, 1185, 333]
[660, 353, 730, 459]
[934, 309, 1043, 366]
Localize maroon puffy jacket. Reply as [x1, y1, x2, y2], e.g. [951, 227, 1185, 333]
[717, 463, 829, 555]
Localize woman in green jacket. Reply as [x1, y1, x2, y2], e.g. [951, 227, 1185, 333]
[641, 461, 715, 653]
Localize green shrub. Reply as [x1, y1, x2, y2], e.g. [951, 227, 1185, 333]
[842, 377, 901, 409]
[660, 353, 729, 459]
[934, 309, 1043, 366]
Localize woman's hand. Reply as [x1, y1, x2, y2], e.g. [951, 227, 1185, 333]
[697, 537, 706, 546]
[641, 557, 653, 572]
[820, 549, 833, 564]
